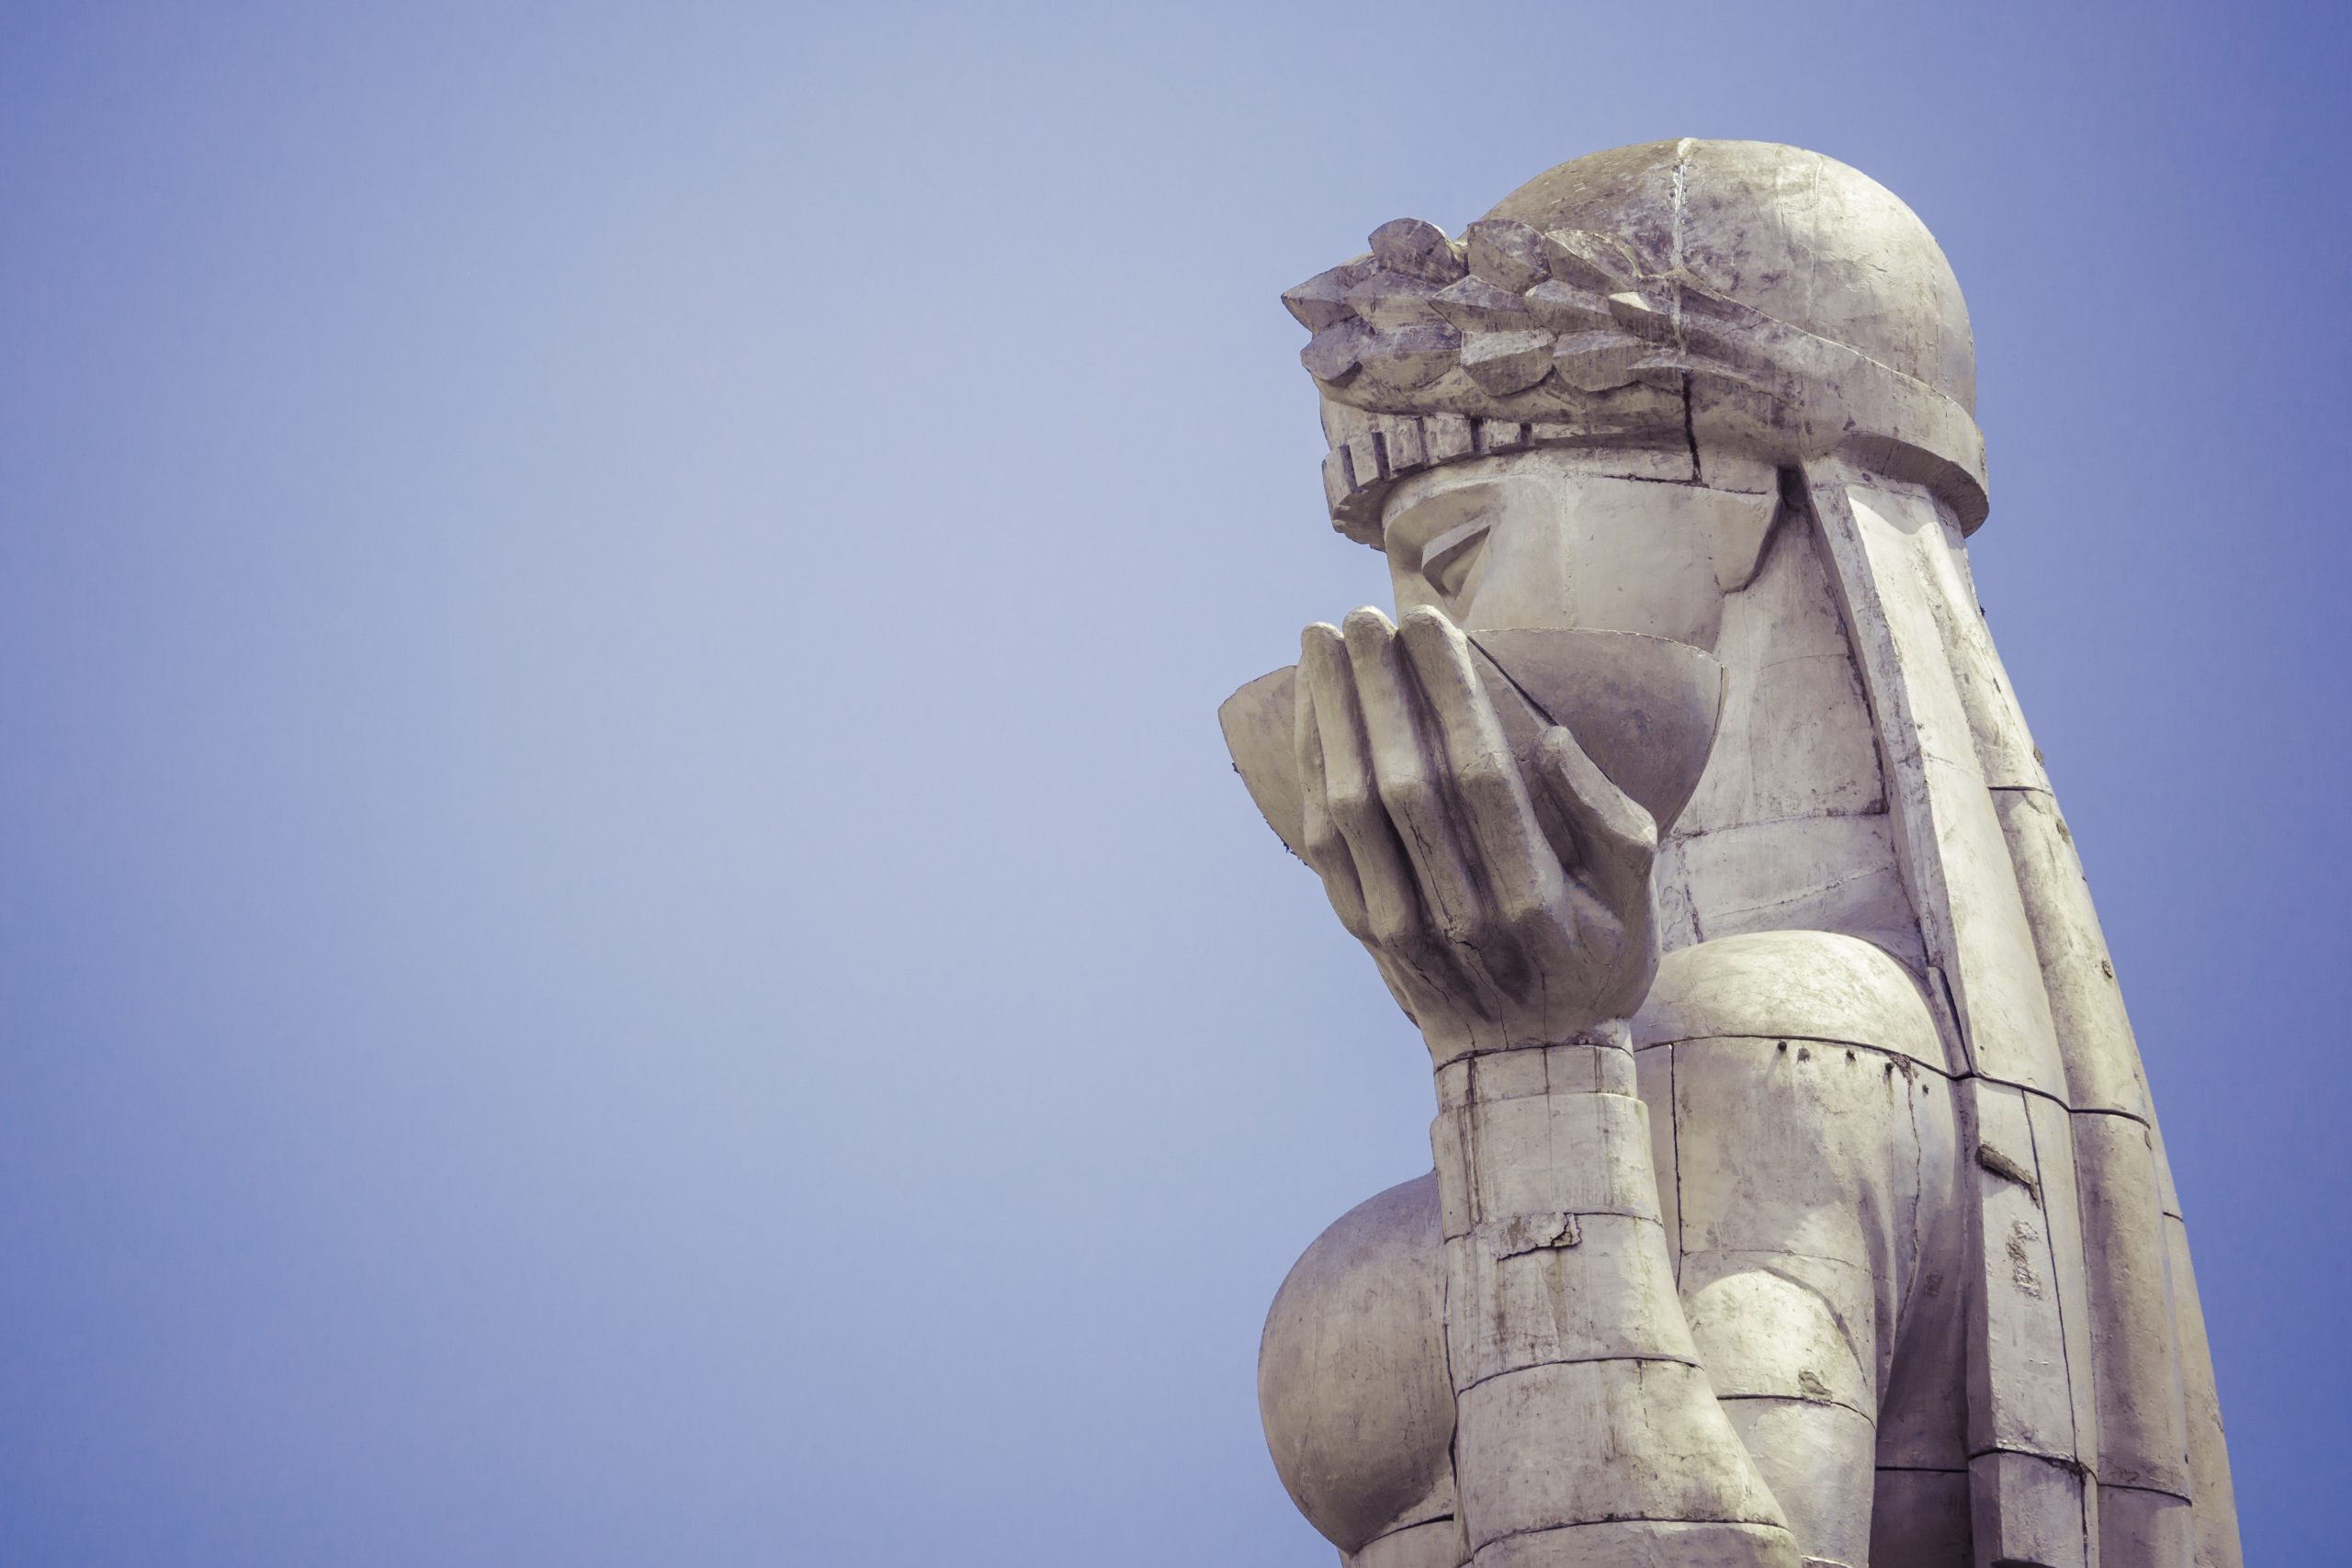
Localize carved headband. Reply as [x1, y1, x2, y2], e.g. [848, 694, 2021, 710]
[1288, 217, 1990, 545]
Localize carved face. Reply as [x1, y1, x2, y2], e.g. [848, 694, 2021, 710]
[1378, 447, 1781, 651]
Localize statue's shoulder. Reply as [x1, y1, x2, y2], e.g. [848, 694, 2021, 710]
[1633, 929, 1947, 1069]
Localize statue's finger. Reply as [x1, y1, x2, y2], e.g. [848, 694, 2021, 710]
[1396, 607, 1567, 940]
[1304, 620, 1481, 1010]
[1301, 622, 1422, 951]
[1293, 673, 1372, 942]
[1532, 725, 1658, 919]
[1340, 607, 1489, 956]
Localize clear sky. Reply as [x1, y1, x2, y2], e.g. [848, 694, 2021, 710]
[2, 2, 2346, 1562]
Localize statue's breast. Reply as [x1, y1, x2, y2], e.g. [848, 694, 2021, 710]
[1634, 928, 1951, 1072]
[1257, 1174, 1455, 1562]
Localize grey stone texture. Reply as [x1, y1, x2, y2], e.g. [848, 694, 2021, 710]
[1228, 141, 2240, 1568]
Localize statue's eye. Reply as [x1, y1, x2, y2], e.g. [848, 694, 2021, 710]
[1421, 518, 1492, 602]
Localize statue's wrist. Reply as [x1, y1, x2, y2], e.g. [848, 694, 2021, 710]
[1427, 1021, 1634, 1100]
[1427, 1022, 1647, 1238]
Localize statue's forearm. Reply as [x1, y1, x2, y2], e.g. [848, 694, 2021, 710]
[1429, 1025, 1651, 1245]
[1429, 1023, 1801, 1566]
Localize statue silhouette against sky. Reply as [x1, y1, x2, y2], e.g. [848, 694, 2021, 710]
[1223, 140, 2240, 1568]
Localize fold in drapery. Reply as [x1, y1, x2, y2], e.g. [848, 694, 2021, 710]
[1806, 466, 2241, 1568]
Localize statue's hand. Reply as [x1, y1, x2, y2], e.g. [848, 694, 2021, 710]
[1295, 605, 1659, 1061]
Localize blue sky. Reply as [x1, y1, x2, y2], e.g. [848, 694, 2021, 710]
[2, 2, 2346, 1562]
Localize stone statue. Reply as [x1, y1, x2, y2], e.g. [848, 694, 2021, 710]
[1221, 141, 2241, 1568]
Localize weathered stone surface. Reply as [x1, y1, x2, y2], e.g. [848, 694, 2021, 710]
[2023, 1089, 2104, 1479]
[1454, 1360, 1790, 1544]
[1968, 1449, 2091, 1568]
[1874, 1267, 1972, 1474]
[1682, 1254, 1876, 1410]
[1475, 1520, 1796, 1568]
[2102, 1483, 2196, 1568]
[1369, 217, 1468, 285]
[1445, 1211, 1696, 1387]
[2071, 1110, 2193, 1496]
[1637, 1044, 1680, 1261]
[1675, 504, 1886, 833]
[1258, 1176, 1453, 1556]
[1814, 478, 2073, 1100]
[1283, 258, 1374, 331]
[1459, 330, 1555, 395]
[1664, 817, 1922, 971]
[1438, 1088, 1662, 1225]
[1350, 1515, 1465, 1568]
[1238, 140, 2239, 1568]
[1962, 1082, 2082, 1466]
[1721, 1398, 1877, 1567]
[1634, 930, 1944, 1066]
[2163, 1214, 2245, 1566]
[1867, 1468, 1971, 1566]
[1464, 218, 1550, 294]
[1996, 784, 2152, 1118]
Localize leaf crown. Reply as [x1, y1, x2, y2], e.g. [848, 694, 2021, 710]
[1288, 216, 1989, 546]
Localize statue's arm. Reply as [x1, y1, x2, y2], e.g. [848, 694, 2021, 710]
[1294, 604, 1802, 1568]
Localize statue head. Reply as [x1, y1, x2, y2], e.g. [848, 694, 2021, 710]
[1287, 139, 1987, 649]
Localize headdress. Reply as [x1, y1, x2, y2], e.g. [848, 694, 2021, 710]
[1288, 140, 1989, 545]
